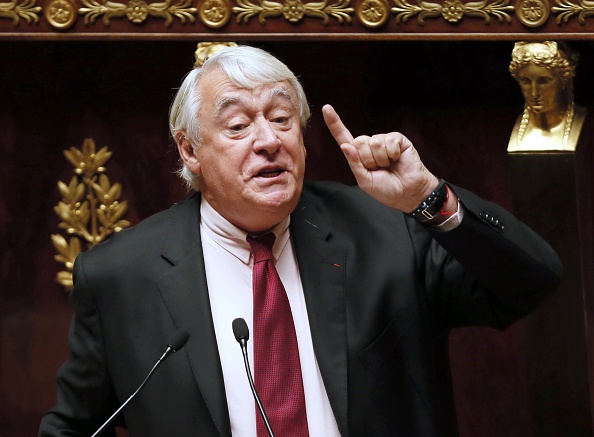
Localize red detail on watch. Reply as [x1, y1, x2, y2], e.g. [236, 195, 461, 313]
[439, 186, 456, 217]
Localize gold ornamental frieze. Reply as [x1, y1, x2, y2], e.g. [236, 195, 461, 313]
[4, 0, 594, 36]
[198, 0, 231, 27]
[46, 0, 76, 28]
[515, 0, 549, 27]
[0, 0, 41, 24]
[232, 0, 354, 24]
[357, 0, 389, 28]
[553, 0, 594, 25]
[51, 138, 130, 291]
[79, 0, 197, 26]
[391, 0, 514, 25]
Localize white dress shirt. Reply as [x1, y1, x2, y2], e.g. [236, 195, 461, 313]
[200, 197, 341, 437]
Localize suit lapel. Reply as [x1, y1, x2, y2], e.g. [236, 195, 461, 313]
[156, 194, 231, 437]
[151, 190, 350, 436]
[291, 193, 349, 435]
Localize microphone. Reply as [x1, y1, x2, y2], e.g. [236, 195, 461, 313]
[91, 329, 190, 437]
[232, 318, 275, 437]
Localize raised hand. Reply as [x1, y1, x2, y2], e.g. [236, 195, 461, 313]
[322, 104, 439, 213]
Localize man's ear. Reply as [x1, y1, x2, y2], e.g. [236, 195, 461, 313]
[176, 131, 202, 176]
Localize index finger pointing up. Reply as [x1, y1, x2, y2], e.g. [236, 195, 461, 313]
[322, 104, 355, 146]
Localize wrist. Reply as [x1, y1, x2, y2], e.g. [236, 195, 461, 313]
[406, 180, 457, 225]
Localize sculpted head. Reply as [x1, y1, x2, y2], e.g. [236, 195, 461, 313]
[510, 41, 577, 87]
[509, 41, 577, 114]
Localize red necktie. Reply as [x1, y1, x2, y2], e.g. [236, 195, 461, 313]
[247, 233, 309, 437]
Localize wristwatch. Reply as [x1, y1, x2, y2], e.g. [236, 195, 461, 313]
[406, 179, 448, 223]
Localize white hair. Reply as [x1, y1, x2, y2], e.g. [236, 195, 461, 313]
[169, 46, 311, 191]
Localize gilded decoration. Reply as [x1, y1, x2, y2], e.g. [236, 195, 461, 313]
[79, 0, 197, 26]
[357, 0, 389, 27]
[194, 41, 237, 67]
[46, 0, 76, 28]
[391, 0, 514, 25]
[2, 1, 594, 45]
[52, 138, 130, 291]
[553, 0, 594, 25]
[3, 0, 594, 31]
[0, 0, 41, 24]
[232, 0, 354, 24]
[515, 0, 549, 27]
[508, 41, 586, 153]
[198, 0, 231, 27]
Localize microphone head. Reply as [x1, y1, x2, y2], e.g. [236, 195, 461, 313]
[168, 329, 190, 352]
[232, 318, 249, 342]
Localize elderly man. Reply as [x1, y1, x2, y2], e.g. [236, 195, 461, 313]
[40, 45, 562, 437]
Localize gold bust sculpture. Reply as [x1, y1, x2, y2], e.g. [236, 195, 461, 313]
[508, 41, 586, 153]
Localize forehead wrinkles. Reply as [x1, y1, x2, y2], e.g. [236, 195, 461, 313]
[214, 85, 295, 116]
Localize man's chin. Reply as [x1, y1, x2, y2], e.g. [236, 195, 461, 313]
[250, 187, 301, 211]
[257, 194, 298, 210]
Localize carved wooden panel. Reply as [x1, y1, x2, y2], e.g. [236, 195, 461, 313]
[2, 0, 594, 39]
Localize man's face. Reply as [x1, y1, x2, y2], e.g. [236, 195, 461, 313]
[183, 68, 307, 234]
[517, 63, 563, 114]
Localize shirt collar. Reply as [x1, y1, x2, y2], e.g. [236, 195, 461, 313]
[200, 196, 291, 265]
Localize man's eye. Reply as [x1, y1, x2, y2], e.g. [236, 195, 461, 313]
[272, 117, 288, 123]
[230, 124, 245, 132]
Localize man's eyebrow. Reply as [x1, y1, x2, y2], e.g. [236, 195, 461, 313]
[269, 87, 293, 101]
[214, 86, 294, 115]
[215, 96, 242, 114]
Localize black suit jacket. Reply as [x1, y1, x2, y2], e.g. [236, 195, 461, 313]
[40, 180, 562, 437]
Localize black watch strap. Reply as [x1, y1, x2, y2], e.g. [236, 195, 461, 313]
[406, 179, 448, 223]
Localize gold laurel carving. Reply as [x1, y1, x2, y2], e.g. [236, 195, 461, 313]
[232, 0, 354, 25]
[198, 0, 231, 27]
[0, 0, 42, 24]
[357, 0, 389, 27]
[46, 0, 77, 28]
[552, 0, 594, 24]
[51, 138, 130, 291]
[515, 0, 549, 27]
[391, 0, 514, 25]
[79, 0, 197, 26]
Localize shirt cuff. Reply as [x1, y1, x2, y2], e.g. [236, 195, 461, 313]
[432, 199, 464, 232]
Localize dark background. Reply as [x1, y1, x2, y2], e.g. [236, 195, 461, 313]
[2, 39, 594, 436]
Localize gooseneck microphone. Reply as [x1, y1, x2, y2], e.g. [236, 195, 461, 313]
[232, 317, 275, 437]
[91, 329, 190, 437]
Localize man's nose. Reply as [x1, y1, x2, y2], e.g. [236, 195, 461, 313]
[253, 119, 281, 153]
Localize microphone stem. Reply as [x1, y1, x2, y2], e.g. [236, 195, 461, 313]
[240, 341, 275, 437]
[91, 350, 171, 437]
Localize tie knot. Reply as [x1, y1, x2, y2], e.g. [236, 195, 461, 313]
[247, 232, 276, 263]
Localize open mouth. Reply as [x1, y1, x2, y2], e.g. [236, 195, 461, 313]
[258, 169, 284, 178]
